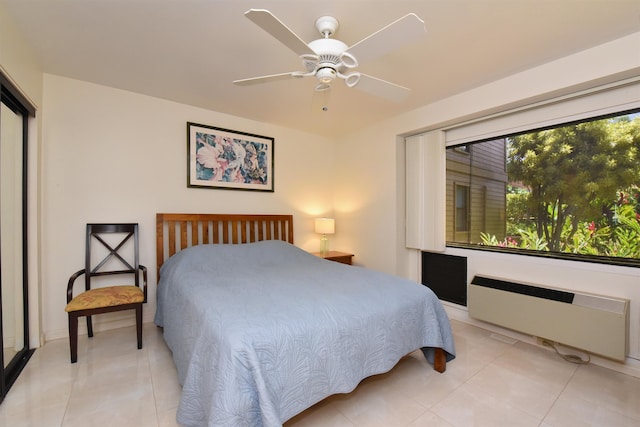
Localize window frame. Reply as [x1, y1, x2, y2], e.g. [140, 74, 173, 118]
[445, 108, 640, 268]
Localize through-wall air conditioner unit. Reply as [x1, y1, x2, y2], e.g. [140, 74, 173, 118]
[468, 275, 629, 361]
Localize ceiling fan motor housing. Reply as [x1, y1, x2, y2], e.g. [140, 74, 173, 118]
[308, 39, 348, 64]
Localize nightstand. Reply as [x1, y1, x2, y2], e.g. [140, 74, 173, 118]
[312, 251, 354, 265]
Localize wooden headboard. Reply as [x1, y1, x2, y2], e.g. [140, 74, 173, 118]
[156, 213, 294, 278]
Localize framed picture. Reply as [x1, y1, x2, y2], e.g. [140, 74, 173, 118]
[187, 122, 274, 191]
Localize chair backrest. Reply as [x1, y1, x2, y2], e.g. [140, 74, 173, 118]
[84, 223, 140, 291]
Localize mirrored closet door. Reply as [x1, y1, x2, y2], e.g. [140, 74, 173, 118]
[0, 73, 34, 403]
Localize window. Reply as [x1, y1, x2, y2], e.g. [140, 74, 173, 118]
[445, 110, 640, 266]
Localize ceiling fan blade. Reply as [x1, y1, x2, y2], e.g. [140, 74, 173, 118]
[244, 9, 315, 56]
[346, 13, 426, 65]
[352, 73, 410, 103]
[233, 72, 296, 86]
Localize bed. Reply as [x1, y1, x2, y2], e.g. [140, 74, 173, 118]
[154, 213, 455, 427]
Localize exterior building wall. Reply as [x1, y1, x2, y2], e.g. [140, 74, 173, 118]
[446, 139, 507, 243]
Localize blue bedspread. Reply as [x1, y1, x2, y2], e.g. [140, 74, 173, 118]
[155, 241, 455, 427]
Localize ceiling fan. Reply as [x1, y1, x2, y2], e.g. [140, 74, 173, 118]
[233, 9, 426, 103]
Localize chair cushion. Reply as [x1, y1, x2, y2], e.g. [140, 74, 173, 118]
[65, 286, 144, 312]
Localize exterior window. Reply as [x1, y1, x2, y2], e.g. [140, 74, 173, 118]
[446, 110, 640, 267]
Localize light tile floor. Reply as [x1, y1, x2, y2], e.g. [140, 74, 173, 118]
[1, 320, 639, 427]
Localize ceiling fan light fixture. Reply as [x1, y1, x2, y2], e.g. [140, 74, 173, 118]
[316, 67, 336, 85]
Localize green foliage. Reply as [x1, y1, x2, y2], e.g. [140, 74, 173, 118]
[483, 113, 640, 260]
[603, 204, 640, 258]
[506, 186, 532, 235]
[480, 228, 548, 251]
[518, 228, 549, 251]
[482, 194, 640, 259]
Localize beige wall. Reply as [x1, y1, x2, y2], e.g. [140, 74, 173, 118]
[41, 74, 336, 341]
[0, 2, 41, 106]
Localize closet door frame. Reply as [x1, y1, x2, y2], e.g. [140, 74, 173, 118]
[0, 72, 35, 403]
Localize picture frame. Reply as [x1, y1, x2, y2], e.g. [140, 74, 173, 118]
[187, 122, 274, 192]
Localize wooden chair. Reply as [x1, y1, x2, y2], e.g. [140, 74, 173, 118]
[65, 223, 147, 363]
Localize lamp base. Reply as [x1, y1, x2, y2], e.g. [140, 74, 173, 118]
[320, 234, 329, 255]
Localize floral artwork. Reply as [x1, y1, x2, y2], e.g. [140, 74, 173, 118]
[187, 122, 274, 191]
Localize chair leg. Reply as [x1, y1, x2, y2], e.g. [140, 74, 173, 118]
[136, 304, 143, 349]
[86, 315, 93, 338]
[69, 314, 78, 363]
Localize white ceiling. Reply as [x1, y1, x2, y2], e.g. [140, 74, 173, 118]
[3, 0, 640, 138]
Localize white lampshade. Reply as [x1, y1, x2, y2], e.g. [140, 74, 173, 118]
[314, 218, 335, 234]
